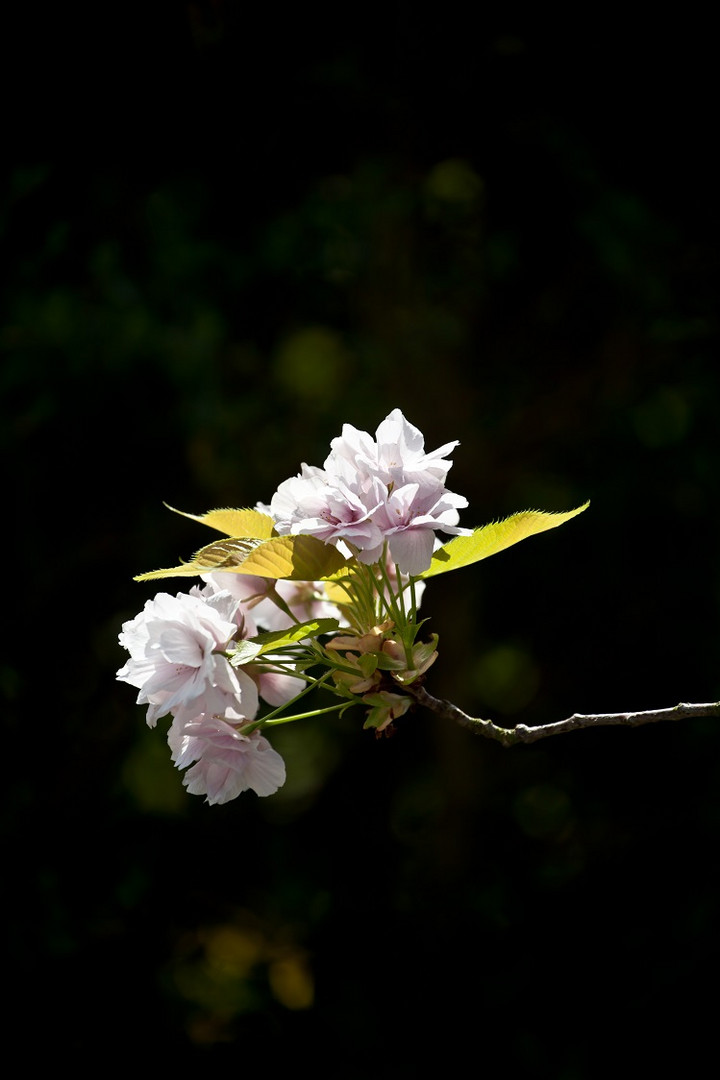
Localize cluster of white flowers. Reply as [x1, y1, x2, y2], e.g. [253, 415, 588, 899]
[117, 575, 342, 803]
[117, 409, 466, 805]
[271, 408, 468, 576]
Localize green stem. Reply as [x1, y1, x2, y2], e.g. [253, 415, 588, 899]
[374, 550, 402, 625]
[253, 667, 335, 726]
[409, 577, 418, 622]
[394, 562, 407, 621]
[260, 701, 351, 726]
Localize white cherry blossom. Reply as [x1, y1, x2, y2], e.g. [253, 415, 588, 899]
[270, 466, 385, 551]
[269, 409, 468, 574]
[168, 713, 286, 803]
[327, 407, 459, 490]
[116, 589, 259, 727]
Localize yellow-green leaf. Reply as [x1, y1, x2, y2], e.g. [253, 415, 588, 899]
[250, 619, 340, 652]
[419, 502, 590, 579]
[134, 537, 268, 581]
[322, 575, 356, 605]
[237, 535, 349, 580]
[134, 534, 348, 583]
[164, 505, 276, 539]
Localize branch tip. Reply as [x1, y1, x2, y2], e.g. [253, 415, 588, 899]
[405, 685, 720, 745]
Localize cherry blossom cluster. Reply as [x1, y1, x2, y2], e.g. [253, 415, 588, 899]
[271, 408, 468, 576]
[117, 409, 467, 805]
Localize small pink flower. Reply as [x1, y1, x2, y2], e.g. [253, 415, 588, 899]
[168, 713, 286, 803]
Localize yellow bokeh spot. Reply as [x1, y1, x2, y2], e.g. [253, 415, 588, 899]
[424, 158, 484, 204]
[273, 325, 349, 400]
[268, 953, 315, 1010]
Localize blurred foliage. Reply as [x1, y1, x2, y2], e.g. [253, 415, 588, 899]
[2, 5, 720, 1071]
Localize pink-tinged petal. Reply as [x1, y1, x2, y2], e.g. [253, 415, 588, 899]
[199, 573, 272, 626]
[387, 529, 436, 576]
[266, 411, 466, 567]
[238, 737, 287, 797]
[228, 665, 260, 716]
[154, 624, 208, 666]
[117, 588, 247, 724]
[140, 661, 206, 709]
[183, 760, 239, 803]
[255, 669, 305, 708]
[168, 713, 285, 803]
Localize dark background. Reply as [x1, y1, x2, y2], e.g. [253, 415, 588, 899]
[3, 5, 719, 1072]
